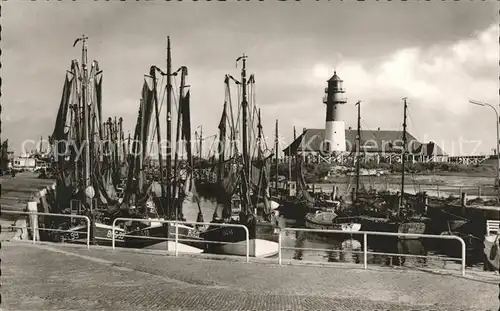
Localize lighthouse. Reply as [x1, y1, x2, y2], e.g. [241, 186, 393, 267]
[323, 71, 347, 154]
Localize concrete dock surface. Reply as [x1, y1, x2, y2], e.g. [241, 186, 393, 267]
[1, 241, 498, 310]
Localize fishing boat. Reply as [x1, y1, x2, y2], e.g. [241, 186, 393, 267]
[355, 99, 428, 239]
[483, 220, 499, 271]
[116, 39, 205, 252]
[304, 211, 361, 234]
[46, 35, 133, 245]
[199, 55, 279, 258]
[46, 36, 202, 253]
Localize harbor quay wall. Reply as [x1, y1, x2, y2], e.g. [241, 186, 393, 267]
[1, 241, 498, 311]
[0, 171, 56, 214]
[0, 172, 56, 240]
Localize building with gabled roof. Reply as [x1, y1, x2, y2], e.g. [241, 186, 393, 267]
[282, 128, 447, 164]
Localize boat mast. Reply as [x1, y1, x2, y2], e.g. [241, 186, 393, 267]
[355, 101, 361, 201]
[399, 97, 408, 214]
[173, 66, 187, 220]
[275, 119, 279, 192]
[290, 126, 296, 181]
[166, 36, 173, 217]
[217, 103, 227, 183]
[138, 98, 145, 193]
[77, 35, 93, 212]
[199, 126, 203, 160]
[238, 54, 250, 214]
[151, 66, 166, 208]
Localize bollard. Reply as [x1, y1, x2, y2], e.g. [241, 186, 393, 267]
[27, 202, 39, 243]
[461, 192, 467, 209]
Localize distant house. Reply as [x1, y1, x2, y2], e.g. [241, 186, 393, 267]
[12, 156, 36, 170]
[282, 128, 447, 164]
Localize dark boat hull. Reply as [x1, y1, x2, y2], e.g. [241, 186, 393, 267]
[277, 199, 309, 221]
[304, 213, 362, 239]
[199, 220, 279, 257]
[61, 222, 126, 247]
[439, 232, 482, 264]
[356, 216, 426, 240]
[124, 223, 206, 249]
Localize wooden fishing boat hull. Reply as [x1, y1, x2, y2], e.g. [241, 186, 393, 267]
[277, 199, 309, 221]
[356, 216, 426, 240]
[199, 221, 279, 258]
[397, 222, 426, 240]
[124, 222, 206, 251]
[356, 216, 399, 233]
[439, 231, 482, 262]
[304, 212, 361, 238]
[60, 222, 126, 247]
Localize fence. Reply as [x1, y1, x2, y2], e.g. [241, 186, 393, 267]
[111, 218, 250, 262]
[277, 228, 467, 276]
[2, 211, 468, 275]
[1, 210, 91, 249]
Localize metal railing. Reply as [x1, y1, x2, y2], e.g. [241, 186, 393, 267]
[1, 210, 91, 249]
[111, 218, 250, 262]
[278, 228, 467, 276]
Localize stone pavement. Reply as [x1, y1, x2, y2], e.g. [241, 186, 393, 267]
[1, 241, 499, 311]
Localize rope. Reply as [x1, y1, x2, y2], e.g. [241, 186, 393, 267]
[407, 106, 422, 142]
[148, 75, 166, 158]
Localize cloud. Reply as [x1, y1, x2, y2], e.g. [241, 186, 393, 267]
[256, 23, 497, 156]
[312, 23, 497, 114]
[2, 3, 497, 157]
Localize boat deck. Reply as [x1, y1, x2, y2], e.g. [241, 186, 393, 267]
[2, 241, 498, 310]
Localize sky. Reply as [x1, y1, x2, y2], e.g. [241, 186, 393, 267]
[2, 1, 498, 157]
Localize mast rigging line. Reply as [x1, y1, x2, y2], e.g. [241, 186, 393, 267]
[148, 74, 166, 158]
[406, 106, 422, 142]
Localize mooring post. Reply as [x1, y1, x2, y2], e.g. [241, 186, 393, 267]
[461, 192, 467, 209]
[27, 201, 39, 242]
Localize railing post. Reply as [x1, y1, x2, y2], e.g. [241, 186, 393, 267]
[459, 236, 466, 276]
[478, 186, 481, 198]
[245, 226, 249, 263]
[278, 230, 282, 265]
[174, 221, 179, 257]
[363, 233, 367, 270]
[86, 216, 90, 249]
[112, 218, 117, 250]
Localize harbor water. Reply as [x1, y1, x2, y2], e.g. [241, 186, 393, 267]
[182, 196, 487, 271]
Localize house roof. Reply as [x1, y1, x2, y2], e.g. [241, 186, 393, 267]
[282, 128, 446, 156]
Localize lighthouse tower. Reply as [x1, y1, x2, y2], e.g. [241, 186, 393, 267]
[323, 71, 347, 154]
